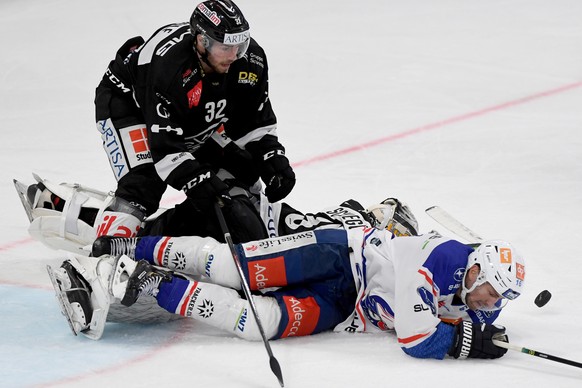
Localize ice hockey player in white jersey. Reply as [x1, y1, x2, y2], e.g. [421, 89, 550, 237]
[52, 198, 525, 360]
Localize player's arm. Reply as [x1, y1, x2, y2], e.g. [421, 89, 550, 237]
[226, 42, 295, 202]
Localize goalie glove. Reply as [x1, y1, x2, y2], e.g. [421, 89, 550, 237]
[448, 321, 509, 359]
[366, 198, 419, 236]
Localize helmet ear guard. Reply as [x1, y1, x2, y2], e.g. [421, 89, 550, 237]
[200, 34, 211, 49]
[366, 198, 419, 236]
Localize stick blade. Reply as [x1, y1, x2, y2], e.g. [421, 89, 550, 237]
[425, 206, 483, 244]
[269, 356, 284, 387]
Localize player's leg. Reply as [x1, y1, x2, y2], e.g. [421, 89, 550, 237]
[111, 256, 281, 340]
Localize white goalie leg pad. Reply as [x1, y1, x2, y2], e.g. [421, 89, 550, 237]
[48, 254, 117, 340]
[19, 173, 115, 254]
[108, 254, 139, 300]
[68, 254, 117, 340]
[157, 236, 240, 289]
[187, 281, 281, 341]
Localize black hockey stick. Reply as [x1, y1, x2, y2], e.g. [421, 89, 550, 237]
[493, 339, 582, 369]
[214, 201, 285, 387]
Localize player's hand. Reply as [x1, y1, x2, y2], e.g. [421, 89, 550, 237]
[184, 170, 232, 211]
[260, 150, 295, 202]
[448, 321, 508, 359]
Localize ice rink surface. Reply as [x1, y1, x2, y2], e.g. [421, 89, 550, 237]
[1, 1, 581, 387]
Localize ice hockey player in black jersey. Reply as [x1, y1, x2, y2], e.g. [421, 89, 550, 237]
[93, 0, 295, 243]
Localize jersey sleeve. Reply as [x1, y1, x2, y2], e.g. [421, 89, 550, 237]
[392, 237, 472, 358]
[134, 25, 212, 192]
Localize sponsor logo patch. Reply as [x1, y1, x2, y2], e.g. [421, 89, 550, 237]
[500, 247, 512, 264]
[247, 256, 287, 290]
[281, 296, 320, 338]
[197, 3, 221, 26]
[187, 80, 203, 108]
[119, 125, 153, 169]
[516, 262, 525, 281]
[242, 231, 317, 257]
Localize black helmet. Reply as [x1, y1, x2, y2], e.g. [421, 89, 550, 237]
[190, 1, 250, 53]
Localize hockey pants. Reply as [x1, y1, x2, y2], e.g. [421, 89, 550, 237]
[134, 229, 358, 340]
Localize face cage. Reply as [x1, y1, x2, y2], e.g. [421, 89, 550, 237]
[203, 33, 250, 60]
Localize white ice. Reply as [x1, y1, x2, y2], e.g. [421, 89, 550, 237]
[1, 0, 581, 387]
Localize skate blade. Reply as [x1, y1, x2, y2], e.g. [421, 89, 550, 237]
[13, 179, 34, 222]
[46, 264, 80, 336]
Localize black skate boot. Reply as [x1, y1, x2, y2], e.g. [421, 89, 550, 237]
[92, 236, 141, 258]
[46, 261, 93, 335]
[120, 260, 173, 307]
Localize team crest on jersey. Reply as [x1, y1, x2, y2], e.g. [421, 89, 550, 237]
[417, 287, 437, 314]
[360, 295, 393, 331]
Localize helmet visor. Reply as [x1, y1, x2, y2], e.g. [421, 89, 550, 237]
[205, 31, 250, 60]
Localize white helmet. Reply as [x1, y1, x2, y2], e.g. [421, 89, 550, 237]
[461, 240, 526, 307]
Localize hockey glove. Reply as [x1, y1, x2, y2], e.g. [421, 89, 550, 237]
[183, 169, 232, 211]
[260, 149, 296, 203]
[448, 321, 508, 359]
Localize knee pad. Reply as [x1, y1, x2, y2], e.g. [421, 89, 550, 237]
[94, 196, 146, 238]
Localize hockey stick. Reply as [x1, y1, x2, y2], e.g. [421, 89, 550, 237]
[493, 339, 582, 369]
[425, 206, 483, 245]
[214, 202, 285, 387]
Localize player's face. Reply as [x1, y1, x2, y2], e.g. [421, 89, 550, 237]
[465, 282, 502, 311]
[206, 43, 240, 73]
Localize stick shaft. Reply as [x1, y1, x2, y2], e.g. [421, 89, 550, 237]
[214, 202, 285, 387]
[493, 339, 582, 369]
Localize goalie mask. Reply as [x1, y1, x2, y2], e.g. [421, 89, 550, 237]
[460, 240, 526, 309]
[366, 198, 419, 236]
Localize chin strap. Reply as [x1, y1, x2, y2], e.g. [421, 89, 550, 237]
[460, 269, 480, 305]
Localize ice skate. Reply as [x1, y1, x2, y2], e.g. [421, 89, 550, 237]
[111, 256, 173, 307]
[46, 260, 93, 336]
[92, 235, 140, 258]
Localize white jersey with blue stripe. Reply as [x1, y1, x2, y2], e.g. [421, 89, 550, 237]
[335, 231, 501, 356]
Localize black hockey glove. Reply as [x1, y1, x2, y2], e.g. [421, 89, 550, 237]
[448, 321, 508, 359]
[183, 169, 232, 212]
[222, 142, 260, 186]
[260, 149, 296, 203]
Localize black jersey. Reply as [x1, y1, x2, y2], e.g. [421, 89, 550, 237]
[101, 23, 281, 193]
[123, 23, 228, 192]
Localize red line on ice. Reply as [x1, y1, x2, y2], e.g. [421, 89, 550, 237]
[2, 80, 581, 253]
[291, 80, 582, 168]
